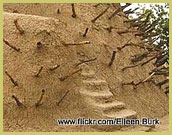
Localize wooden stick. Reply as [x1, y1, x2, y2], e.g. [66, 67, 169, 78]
[93, 3, 101, 7]
[122, 81, 137, 89]
[164, 87, 169, 95]
[62, 41, 90, 46]
[133, 73, 157, 88]
[35, 89, 45, 107]
[49, 64, 60, 71]
[142, 72, 155, 83]
[117, 43, 147, 51]
[13, 10, 18, 13]
[34, 66, 43, 77]
[57, 9, 60, 14]
[75, 57, 97, 67]
[83, 28, 89, 37]
[122, 81, 135, 86]
[3, 39, 20, 52]
[12, 95, 23, 107]
[124, 7, 139, 14]
[56, 90, 69, 106]
[117, 30, 137, 35]
[153, 71, 169, 76]
[36, 42, 43, 49]
[122, 63, 141, 71]
[117, 43, 131, 51]
[92, 6, 109, 23]
[71, 4, 77, 18]
[135, 32, 145, 37]
[121, 3, 132, 10]
[5, 71, 18, 86]
[131, 53, 148, 63]
[14, 19, 24, 35]
[59, 69, 82, 81]
[108, 8, 121, 20]
[106, 26, 113, 33]
[108, 51, 116, 66]
[151, 66, 168, 73]
[157, 79, 169, 88]
[117, 38, 133, 51]
[122, 79, 147, 90]
[141, 56, 157, 66]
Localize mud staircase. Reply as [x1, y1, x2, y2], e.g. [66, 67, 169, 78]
[79, 65, 151, 131]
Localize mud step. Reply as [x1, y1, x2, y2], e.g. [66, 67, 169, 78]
[80, 89, 114, 103]
[93, 101, 126, 113]
[81, 71, 95, 80]
[104, 109, 137, 119]
[83, 80, 109, 91]
[83, 80, 107, 85]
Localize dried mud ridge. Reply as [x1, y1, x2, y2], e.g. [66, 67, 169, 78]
[3, 3, 168, 132]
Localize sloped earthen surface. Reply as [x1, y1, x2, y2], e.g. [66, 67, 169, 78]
[3, 3, 169, 132]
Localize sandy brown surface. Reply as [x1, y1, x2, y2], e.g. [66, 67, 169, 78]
[3, 3, 169, 132]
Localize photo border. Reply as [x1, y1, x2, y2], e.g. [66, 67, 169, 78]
[0, 0, 171, 135]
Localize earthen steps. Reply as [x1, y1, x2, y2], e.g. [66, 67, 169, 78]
[92, 101, 126, 113]
[83, 80, 109, 91]
[81, 72, 95, 80]
[80, 89, 113, 99]
[80, 68, 146, 132]
[83, 80, 107, 85]
[104, 109, 137, 119]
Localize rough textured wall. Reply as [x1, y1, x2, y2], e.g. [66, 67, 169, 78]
[3, 3, 168, 132]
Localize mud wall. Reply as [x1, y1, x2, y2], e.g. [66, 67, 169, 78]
[3, 3, 168, 131]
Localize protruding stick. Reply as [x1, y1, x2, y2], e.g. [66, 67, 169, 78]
[35, 66, 43, 77]
[57, 9, 60, 14]
[141, 56, 157, 66]
[121, 3, 132, 10]
[93, 3, 101, 7]
[56, 90, 69, 106]
[142, 72, 155, 83]
[14, 19, 24, 35]
[153, 71, 169, 76]
[122, 63, 141, 71]
[131, 53, 148, 63]
[117, 30, 137, 35]
[122, 81, 135, 86]
[59, 69, 82, 81]
[108, 51, 116, 66]
[91, 6, 109, 23]
[106, 26, 113, 33]
[12, 95, 23, 107]
[164, 87, 169, 95]
[49, 64, 60, 71]
[36, 42, 43, 49]
[122, 81, 137, 89]
[157, 79, 169, 88]
[3, 39, 20, 52]
[118, 43, 150, 51]
[62, 41, 90, 46]
[13, 10, 18, 13]
[5, 71, 18, 86]
[71, 4, 77, 18]
[83, 28, 89, 37]
[108, 8, 121, 20]
[117, 43, 131, 51]
[35, 89, 45, 107]
[124, 7, 139, 15]
[75, 57, 97, 67]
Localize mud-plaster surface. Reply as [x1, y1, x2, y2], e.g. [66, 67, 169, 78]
[3, 3, 168, 132]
